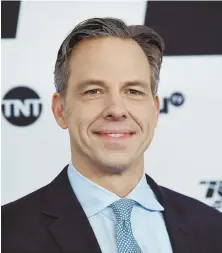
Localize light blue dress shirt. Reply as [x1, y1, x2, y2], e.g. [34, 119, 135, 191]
[67, 163, 173, 253]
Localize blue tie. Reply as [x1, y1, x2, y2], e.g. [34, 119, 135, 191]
[110, 198, 143, 253]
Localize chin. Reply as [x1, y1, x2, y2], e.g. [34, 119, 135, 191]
[96, 157, 134, 174]
[102, 164, 128, 175]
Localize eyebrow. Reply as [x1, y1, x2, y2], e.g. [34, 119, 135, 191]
[74, 79, 150, 91]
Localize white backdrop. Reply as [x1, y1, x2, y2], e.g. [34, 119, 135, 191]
[2, 1, 222, 211]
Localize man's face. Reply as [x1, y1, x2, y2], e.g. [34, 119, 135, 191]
[57, 37, 159, 174]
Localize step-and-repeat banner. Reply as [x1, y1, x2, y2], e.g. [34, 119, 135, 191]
[2, 1, 222, 211]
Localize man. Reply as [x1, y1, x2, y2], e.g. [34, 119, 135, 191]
[2, 17, 222, 253]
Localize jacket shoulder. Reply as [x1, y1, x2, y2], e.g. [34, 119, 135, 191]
[2, 184, 46, 213]
[161, 185, 222, 222]
[1, 183, 50, 236]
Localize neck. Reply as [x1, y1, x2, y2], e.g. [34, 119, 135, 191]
[71, 153, 144, 198]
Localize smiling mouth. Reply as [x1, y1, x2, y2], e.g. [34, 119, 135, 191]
[94, 132, 135, 140]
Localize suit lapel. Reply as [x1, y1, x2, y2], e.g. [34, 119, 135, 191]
[145, 175, 197, 253]
[163, 205, 196, 253]
[41, 166, 102, 253]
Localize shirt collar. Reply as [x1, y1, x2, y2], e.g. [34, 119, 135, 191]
[127, 173, 164, 212]
[67, 163, 164, 218]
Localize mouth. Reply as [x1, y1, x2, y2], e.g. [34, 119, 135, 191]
[93, 131, 135, 140]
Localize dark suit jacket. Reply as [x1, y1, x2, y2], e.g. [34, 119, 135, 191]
[2, 165, 222, 253]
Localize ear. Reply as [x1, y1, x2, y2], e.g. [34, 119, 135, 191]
[51, 92, 68, 129]
[154, 95, 160, 126]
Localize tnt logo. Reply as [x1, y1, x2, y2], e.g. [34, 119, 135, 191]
[2, 86, 42, 126]
[160, 92, 185, 114]
[200, 180, 222, 211]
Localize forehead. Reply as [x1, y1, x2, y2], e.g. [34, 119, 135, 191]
[68, 37, 151, 85]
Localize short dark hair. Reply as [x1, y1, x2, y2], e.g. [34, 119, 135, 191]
[54, 17, 164, 97]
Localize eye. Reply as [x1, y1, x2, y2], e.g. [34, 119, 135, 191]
[84, 89, 101, 95]
[127, 89, 143, 95]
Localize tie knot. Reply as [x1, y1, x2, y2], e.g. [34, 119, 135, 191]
[110, 198, 136, 221]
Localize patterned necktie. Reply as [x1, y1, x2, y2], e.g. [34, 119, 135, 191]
[110, 198, 143, 253]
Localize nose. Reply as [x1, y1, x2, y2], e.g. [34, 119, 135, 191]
[102, 93, 128, 121]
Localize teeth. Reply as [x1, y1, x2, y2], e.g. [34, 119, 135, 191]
[107, 133, 124, 137]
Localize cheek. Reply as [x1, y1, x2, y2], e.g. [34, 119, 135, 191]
[128, 102, 156, 132]
[68, 101, 102, 131]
